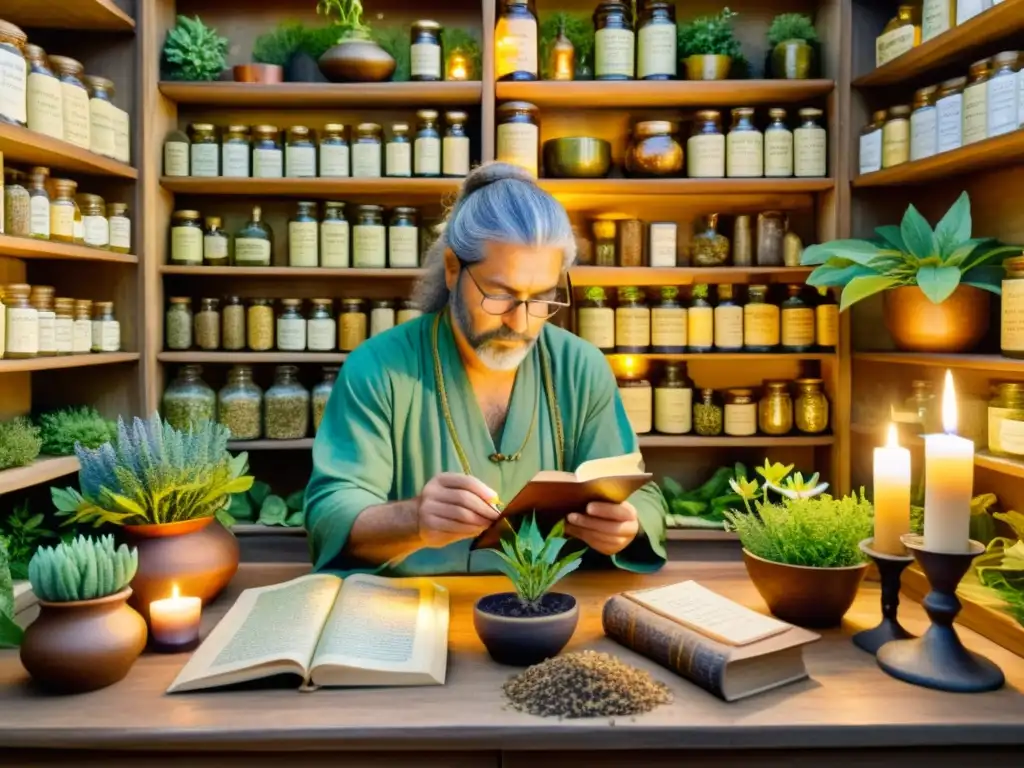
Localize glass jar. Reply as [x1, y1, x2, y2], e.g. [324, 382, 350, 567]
[687, 283, 714, 352]
[905, 380, 939, 433]
[783, 230, 804, 267]
[285, 126, 317, 178]
[166, 297, 193, 350]
[218, 365, 263, 441]
[235, 205, 273, 266]
[411, 20, 443, 81]
[92, 301, 120, 352]
[637, 1, 676, 80]
[353, 205, 386, 268]
[313, 366, 339, 432]
[626, 120, 684, 177]
[277, 299, 307, 351]
[53, 297, 74, 355]
[388, 207, 419, 268]
[963, 58, 992, 145]
[794, 107, 827, 177]
[188, 123, 219, 177]
[163, 129, 190, 176]
[203, 216, 230, 266]
[911, 86, 938, 161]
[988, 382, 1024, 458]
[320, 123, 349, 177]
[496, 0, 539, 81]
[74, 193, 106, 250]
[876, 5, 920, 68]
[744, 285, 780, 352]
[222, 295, 245, 351]
[163, 365, 216, 432]
[594, 1, 635, 80]
[307, 298, 336, 351]
[795, 378, 830, 434]
[4, 284, 37, 358]
[592, 220, 616, 266]
[1002, 255, 1024, 357]
[221, 124, 250, 178]
[386, 122, 412, 177]
[265, 365, 310, 440]
[693, 388, 723, 436]
[414, 110, 442, 177]
[815, 287, 839, 351]
[83, 75, 116, 159]
[397, 300, 422, 325]
[648, 221, 677, 267]
[733, 214, 752, 266]
[618, 376, 652, 434]
[321, 201, 350, 268]
[859, 109, 886, 174]
[3, 169, 30, 236]
[371, 299, 396, 337]
[195, 297, 220, 351]
[496, 101, 540, 177]
[353, 123, 383, 178]
[577, 286, 614, 351]
[49, 55, 90, 148]
[653, 363, 692, 434]
[27, 169, 50, 239]
[724, 389, 757, 437]
[72, 299, 92, 354]
[714, 284, 743, 351]
[759, 381, 794, 436]
[726, 107, 763, 178]
[691, 214, 729, 266]
[621, 220, 643, 267]
[340, 299, 368, 351]
[882, 105, 911, 168]
[31, 285, 56, 357]
[756, 211, 787, 267]
[781, 285, 814, 352]
[443, 111, 471, 177]
[988, 50, 1019, 138]
[107, 203, 131, 253]
[687, 110, 725, 178]
[25, 44, 63, 139]
[0, 21, 28, 127]
[922, 0, 955, 41]
[252, 125, 283, 178]
[49, 179, 77, 244]
[615, 286, 650, 353]
[651, 286, 687, 353]
[247, 298, 274, 351]
[170, 210, 203, 265]
[936, 76, 966, 154]
[289, 201, 319, 267]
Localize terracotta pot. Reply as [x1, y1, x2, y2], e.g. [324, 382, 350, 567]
[772, 40, 814, 79]
[319, 38, 396, 83]
[232, 64, 284, 84]
[882, 284, 990, 353]
[683, 54, 731, 81]
[474, 592, 579, 666]
[742, 549, 868, 628]
[20, 588, 147, 693]
[125, 517, 239, 623]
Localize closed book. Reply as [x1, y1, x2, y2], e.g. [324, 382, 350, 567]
[602, 581, 820, 702]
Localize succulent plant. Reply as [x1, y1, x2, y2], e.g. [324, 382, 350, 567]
[28, 535, 138, 603]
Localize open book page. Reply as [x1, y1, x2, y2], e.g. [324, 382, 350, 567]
[530, 452, 647, 483]
[167, 574, 342, 693]
[309, 574, 449, 687]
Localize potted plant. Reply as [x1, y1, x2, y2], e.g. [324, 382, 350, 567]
[724, 490, 873, 628]
[677, 8, 744, 81]
[316, 0, 396, 83]
[19, 535, 146, 693]
[803, 192, 1020, 352]
[767, 13, 819, 79]
[474, 516, 585, 666]
[161, 15, 228, 82]
[52, 414, 253, 624]
[249, 22, 326, 83]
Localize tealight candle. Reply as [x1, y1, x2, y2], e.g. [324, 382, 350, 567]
[149, 585, 202, 651]
[446, 49, 470, 81]
[923, 370, 975, 553]
[873, 423, 911, 555]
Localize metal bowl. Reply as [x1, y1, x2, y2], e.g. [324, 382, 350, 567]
[542, 137, 612, 178]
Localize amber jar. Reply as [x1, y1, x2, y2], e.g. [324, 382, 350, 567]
[49, 179, 77, 244]
[780, 285, 814, 352]
[744, 285, 780, 352]
[414, 110, 442, 177]
[252, 125, 283, 178]
[496, 0, 539, 81]
[1001, 255, 1024, 359]
[759, 381, 793, 436]
[353, 205, 386, 268]
[286, 126, 317, 178]
[247, 298, 274, 351]
[687, 110, 725, 178]
[496, 101, 540, 177]
[411, 20, 443, 81]
[594, 1, 635, 80]
[107, 203, 131, 253]
[795, 378, 830, 434]
[50, 55, 91, 149]
[353, 123, 383, 178]
[0, 20, 27, 126]
[170, 210, 203, 265]
[615, 286, 650, 353]
[25, 43, 62, 138]
[637, 1, 677, 80]
[443, 111, 471, 177]
[577, 286, 614, 351]
[388, 207, 419, 268]
[723, 389, 757, 437]
[626, 121, 683, 177]
[221, 124, 250, 177]
[340, 298, 368, 351]
[963, 58, 992, 146]
[320, 123, 349, 177]
[78, 193, 108, 249]
[83, 75, 116, 159]
[726, 107, 763, 178]
[618, 376, 653, 434]
[882, 105, 911, 169]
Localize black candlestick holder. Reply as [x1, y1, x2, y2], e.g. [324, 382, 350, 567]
[853, 538, 915, 655]
[876, 534, 1005, 693]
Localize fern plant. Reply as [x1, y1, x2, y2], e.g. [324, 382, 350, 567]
[52, 414, 254, 528]
[37, 406, 117, 457]
[162, 15, 229, 81]
[493, 515, 585, 610]
[767, 13, 819, 47]
[29, 535, 137, 602]
[253, 21, 309, 67]
[0, 501, 61, 580]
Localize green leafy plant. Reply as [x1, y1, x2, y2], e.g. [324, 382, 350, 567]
[493, 515, 585, 611]
[802, 192, 1022, 311]
[317, 0, 371, 41]
[678, 8, 743, 59]
[0, 539, 22, 647]
[227, 481, 305, 527]
[51, 414, 254, 528]
[767, 13, 819, 47]
[162, 15, 229, 82]
[0, 417, 42, 471]
[539, 12, 594, 78]
[29, 535, 137, 602]
[724, 490, 874, 568]
[0, 502, 62, 580]
[442, 27, 482, 81]
[305, 24, 344, 59]
[370, 26, 411, 81]
[253, 21, 310, 66]
[37, 406, 117, 457]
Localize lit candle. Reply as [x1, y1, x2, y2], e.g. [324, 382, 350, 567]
[149, 585, 202, 651]
[923, 370, 975, 553]
[446, 49, 469, 81]
[873, 423, 911, 555]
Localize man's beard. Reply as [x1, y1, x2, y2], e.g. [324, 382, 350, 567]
[450, 291, 537, 371]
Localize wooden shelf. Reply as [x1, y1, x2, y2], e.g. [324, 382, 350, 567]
[2, 0, 134, 31]
[639, 435, 834, 448]
[854, 0, 1024, 87]
[160, 177, 458, 198]
[0, 123, 137, 179]
[570, 266, 813, 286]
[496, 79, 835, 108]
[229, 439, 314, 451]
[666, 529, 738, 541]
[854, 352, 1024, 373]
[0, 352, 139, 374]
[853, 130, 1024, 188]
[159, 352, 348, 364]
[975, 451, 1024, 480]
[160, 81, 483, 108]
[609, 352, 833, 361]
[160, 266, 423, 278]
[541, 178, 833, 196]
[0, 456, 79, 495]
[0, 234, 138, 265]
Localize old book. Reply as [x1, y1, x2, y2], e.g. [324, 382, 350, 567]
[603, 580, 820, 702]
[472, 452, 652, 549]
[167, 573, 449, 693]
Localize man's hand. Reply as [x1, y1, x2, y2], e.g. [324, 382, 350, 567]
[416, 473, 500, 548]
[566, 501, 640, 556]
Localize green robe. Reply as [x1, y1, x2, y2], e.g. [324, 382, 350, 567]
[305, 311, 667, 576]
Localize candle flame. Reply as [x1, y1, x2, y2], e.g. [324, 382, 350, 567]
[171, 584, 180, 600]
[887, 423, 899, 448]
[942, 370, 958, 434]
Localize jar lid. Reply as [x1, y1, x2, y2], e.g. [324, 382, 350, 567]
[726, 388, 754, 400]
[887, 105, 911, 118]
[968, 57, 993, 73]
[993, 50, 1020, 68]
[250, 297, 271, 305]
[391, 122, 410, 133]
[768, 107, 787, 119]
[226, 124, 250, 134]
[794, 377, 823, 386]
[107, 203, 128, 215]
[52, 178, 77, 193]
[30, 284, 54, 295]
[871, 109, 888, 123]
[75, 299, 93, 310]
[393, 206, 417, 215]
[205, 216, 222, 227]
[4, 283, 30, 297]
[341, 298, 365, 307]
[694, 109, 721, 120]
[223, 295, 243, 304]
[253, 124, 280, 134]
[913, 85, 937, 102]
[764, 380, 790, 390]
[446, 111, 468, 122]
[325, 201, 346, 210]
[357, 122, 383, 134]
[169, 296, 191, 304]
[172, 209, 202, 220]
[190, 122, 215, 132]
[0, 19, 28, 43]
[94, 301, 114, 311]
[200, 296, 220, 306]
[83, 74, 115, 92]
[49, 55, 85, 74]
[281, 298, 303, 307]
[634, 119, 673, 136]
[54, 297, 75, 309]
[356, 204, 384, 213]
[323, 123, 346, 133]
[24, 43, 48, 60]
[372, 299, 395, 308]
[716, 283, 734, 298]
[288, 125, 311, 136]
[1003, 254, 1024, 275]
[730, 107, 755, 117]
[496, 101, 539, 116]
[296, 200, 318, 210]
[798, 107, 823, 119]
[996, 381, 1024, 394]
[700, 387, 716, 397]
[416, 109, 439, 121]
[748, 283, 769, 294]
[939, 75, 967, 91]
[412, 19, 442, 31]
[311, 297, 333, 306]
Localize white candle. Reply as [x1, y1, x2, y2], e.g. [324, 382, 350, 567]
[923, 370, 975, 553]
[149, 584, 202, 648]
[874, 423, 911, 555]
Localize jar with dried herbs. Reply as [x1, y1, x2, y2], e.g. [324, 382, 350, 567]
[195, 297, 220, 351]
[758, 380, 793, 436]
[691, 214, 729, 266]
[3, 169, 30, 236]
[313, 366, 339, 432]
[222, 295, 245, 351]
[794, 378, 830, 434]
[265, 365, 310, 440]
[247, 298, 274, 351]
[165, 297, 193, 350]
[988, 382, 1024, 458]
[162, 365, 216, 432]
[340, 298, 368, 351]
[693, 388, 723, 436]
[218, 365, 263, 441]
[204, 217, 230, 266]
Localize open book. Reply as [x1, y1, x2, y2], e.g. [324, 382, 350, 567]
[472, 452, 652, 549]
[167, 573, 449, 693]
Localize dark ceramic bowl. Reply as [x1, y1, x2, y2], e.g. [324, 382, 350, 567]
[474, 592, 579, 666]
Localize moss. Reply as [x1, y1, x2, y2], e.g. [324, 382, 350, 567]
[0, 418, 42, 470]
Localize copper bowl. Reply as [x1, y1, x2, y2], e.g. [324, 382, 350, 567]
[542, 137, 612, 178]
[232, 64, 283, 83]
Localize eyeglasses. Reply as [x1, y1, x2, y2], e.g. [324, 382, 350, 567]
[458, 260, 572, 319]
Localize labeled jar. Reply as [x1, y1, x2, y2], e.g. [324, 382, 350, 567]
[321, 201, 350, 268]
[687, 284, 714, 352]
[340, 298, 368, 351]
[25, 44, 63, 139]
[83, 75, 116, 158]
[594, 1, 635, 80]
[922, 0, 955, 41]
[733, 214, 753, 267]
[53, 297, 74, 355]
[235, 205, 273, 266]
[92, 301, 120, 352]
[194, 297, 220, 351]
[592, 220, 616, 266]
[49, 179, 77, 243]
[577, 286, 614, 351]
[307, 298, 336, 351]
[277, 299, 306, 351]
[795, 378, 829, 433]
[637, 1, 677, 80]
[371, 299, 396, 337]
[1001, 255, 1024, 358]
[0, 22, 28, 127]
[4, 169, 30, 236]
[353, 123, 383, 178]
[794, 107, 827, 177]
[170, 210, 203, 265]
[648, 221, 677, 267]
[988, 382, 1024, 458]
[618, 377, 652, 434]
[764, 107, 793, 177]
[691, 214, 729, 266]
[107, 203, 131, 253]
[252, 125, 284, 178]
[27, 170, 50, 239]
[388, 207, 419, 268]
[49, 55, 91, 148]
[222, 295, 245, 351]
[78, 193, 109, 249]
[72, 299, 92, 353]
[936, 76, 965, 153]
[166, 297, 193, 350]
[4, 284, 37, 358]
[397, 300, 422, 325]
[443, 111, 471, 177]
[495, 0, 539, 81]
[744, 285, 780, 352]
[693, 388, 723, 436]
[289, 201, 319, 267]
[264, 365, 310, 440]
[755, 211, 786, 267]
[189, 123, 219, 177]
[163, 365, 215, 432]
[203, 216, 230, 266]
[759, 381, 793, 436]
[652, 286, 687, 353]
[313, 366, 338, 431]
[859, 109, 886, 174]
[781, 285, 814, 351]
[286, 125, 317, 178]
[496, 101, 539, 177]
[411, 20, 443, 81]
[963, 58, 991, 146]
[353, 205, 386, 267]
[726, 107, 763, 178]
[875, 5, 920, 67]
[31, 285, 56, 357]
[222, 124, 251, 177]
[320, 123, 349, 177]
[724, 389, 757, 437]
[714, 284, 743, 351]
[687, 110, 725, 178]
[615, 286, 650, 353]
[815, 287, 839, 351]
[626, 120, 684, 177]
[618, 219, 642, 267]
[882, 105, 911, 168]
[910, 86, 938, 161]
[247, 298, 274, 351]
[163, 129, 190, 176]
[414, 110, 442, 177]
[218, 365, 263, 441]
[653, 363, 691, 434]
[386, 123, 412, 177]
[987, 50, 1019, 138]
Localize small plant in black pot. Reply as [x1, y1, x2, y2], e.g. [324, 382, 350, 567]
[474, 515, 585, 666]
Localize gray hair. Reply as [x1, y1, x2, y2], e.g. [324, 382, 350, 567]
[413, 162, 576, 313]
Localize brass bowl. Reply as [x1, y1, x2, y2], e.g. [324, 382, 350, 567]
[542, 137, 612, 178]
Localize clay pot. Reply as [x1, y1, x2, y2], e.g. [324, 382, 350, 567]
[743, 550, 868, 628]
[772, 40, 814, 79]
[20, 588, 147, 693]
[232, 64, 284, 84]
[474, 592, 579, 666]
[125, 517, 239, 623]
[319, 38, 396, 83]
[882, 284, 990, 353]
[683, 54, 731, 81]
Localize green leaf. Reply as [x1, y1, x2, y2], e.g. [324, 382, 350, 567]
[916, 265, 962, 303]
[874, 225, 907, 252]
[226, 492, 255, 521]
[900, 204, 937, 260]
[249, 481, 272, 506]
[285, 490, 305, 511]
[801, 240, 884, 267]
[933, 191, 971, 258]
[839, 275, 899, 311]
[806, 263, 875, 287]
[0, 613, 22, 648]
[258, 495, 288, 526]
[285, 510, 306, 527]
[962, 280, 1004, 296]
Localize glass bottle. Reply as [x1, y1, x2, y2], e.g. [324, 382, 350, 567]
[936, 76, 966, 154]
[222, 124, 251, 177]
[414, 110, 442, 177]
[170, 210, 203, 265]
[4, 169, 31, 236]
[963, 58, 992, 146]
[619, 220, 644, 266]
[648, 221, 677, 267]
[53, 297, 74, 355]
[654, 363, 692, 434]
[162, 365, 216, 432]
[495, 101, 540, 177]
[922, 0, 955, 42]
[794, 108, 827, 177]
[277, 299, 307, 351]
[617, 376, 652, 435]
[25, 44, 63, 139]
[911, 85, 939, 161]
[218, 365, 263, 441]
[107, 203, 131, 254]
[265, 365, 310, 440]
[72, 299, 92, 354]
[371, 299, 396, 337]
[781, 285, 815, 352]
[905, 379, 939, 433]
[691, 214, 730, 266]
[0, 288, 5, 360]
[83, 74, 116, 158]
[411, 20, 443, 81]
[1002, 255, 1024, 358]
[764, 108, 793, 178]
[353, 205, 386, 268]
[163, 128, 190, 176]
[91, 301, 120, 352]
[577, 286, 615, 352]
[496, 0, 539, 81]
[988, 382, 1024, 458]
[727, 107, 763, 178]
[320, 123, 349, 177]
[637, 1, 676, 80]
[724, 388, 757, 437]
[340, 299, 368, 351]
[0, 20, 27, 126]
[988, 51, 1019, 138]
[252, 125, 284, 178]
[247, 298, 274, 351]
[714, 284, 743, 351]
[188, 123, 219, 177]
[876, 5, 921, 68]
[307, 298, 336, 351]
[321, 201, 350, 268]
[733, 215, 753, 266]
[651, 286, 687, 353]
[49, 55, 90, 149]
[882, 105, 911, 168]
[4, 284, 37, 359]
[49, 179, 77, 244]
[687, 284, 714, 353]
[592, 220, 617, 266]
[815, 287, 839, 351]
[353, 123, 383, 178]
[166, 296, 193, 350]
[235, 205, 273, 267]
[443, 111, 471, 177]
[194, 297, 220, 351]
[222, 295, 245, 351]
[687, 110, 725, 178]
[744, 285, 780, 352]
[860, 109, 886, 174]
[27, 170, 50, 240]
[388, 207, 419, 268]
[78, 193, 108, 249]
[795, 378, 830, 434]
[313, 366, 339, 432]
[386, 122, 412, 177]
[30, 285, 56, 357]
[759, 381, 794, 436]
[286, 126, 317, 178]
[756, 211, 787, 267]
[289, 201, 319, 267]
[202, 216, 230, 266]
[693, 388, 724, 436]
[615, 286, 650, 353]
[594, 1, 635, 80]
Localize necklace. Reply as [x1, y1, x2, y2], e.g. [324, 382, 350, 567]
[432, 311, 564, 473]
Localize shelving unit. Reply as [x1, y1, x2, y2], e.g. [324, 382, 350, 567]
[0, 457, 80, 496]
[158, 81, 484, 107]
[2, 0, 135, 31]
[0, 123, 138, 179]
[0, 235, 138, 265]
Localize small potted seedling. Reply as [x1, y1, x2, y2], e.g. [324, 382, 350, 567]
[473, 515, 585, 666]
[677, 8, 743, 81]
[767, 13, 819, 79]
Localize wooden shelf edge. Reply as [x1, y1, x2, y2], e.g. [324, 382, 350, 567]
[159, 177, 459, 196]
[853, 351, 1024, 372]
[159, 352, 349, 364]
[159, 81, 482, 107]
[496, 79, 835, 107]
[542, 178, 834, 196]
[975, 451, 1024, 479]
[0, 123, 137, 179]
[666, 529, 739, 541]
[0, 352, 140, 374]
[0, 234, 138, 264]
[159, 266, 423, 278]
[3, 0, 134, 31]
[570, 266, 813, 286]
[0, 456, 79, 495]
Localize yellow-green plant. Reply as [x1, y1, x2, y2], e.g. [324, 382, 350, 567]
[0, 540, 21, 648]
[29, 535, 137, 602]
[493, 515, 584, 610]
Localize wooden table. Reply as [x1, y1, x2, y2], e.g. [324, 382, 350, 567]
[2, 562, 1023, 767]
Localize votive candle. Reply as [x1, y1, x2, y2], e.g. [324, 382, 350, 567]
[149, 584, 202, 650]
